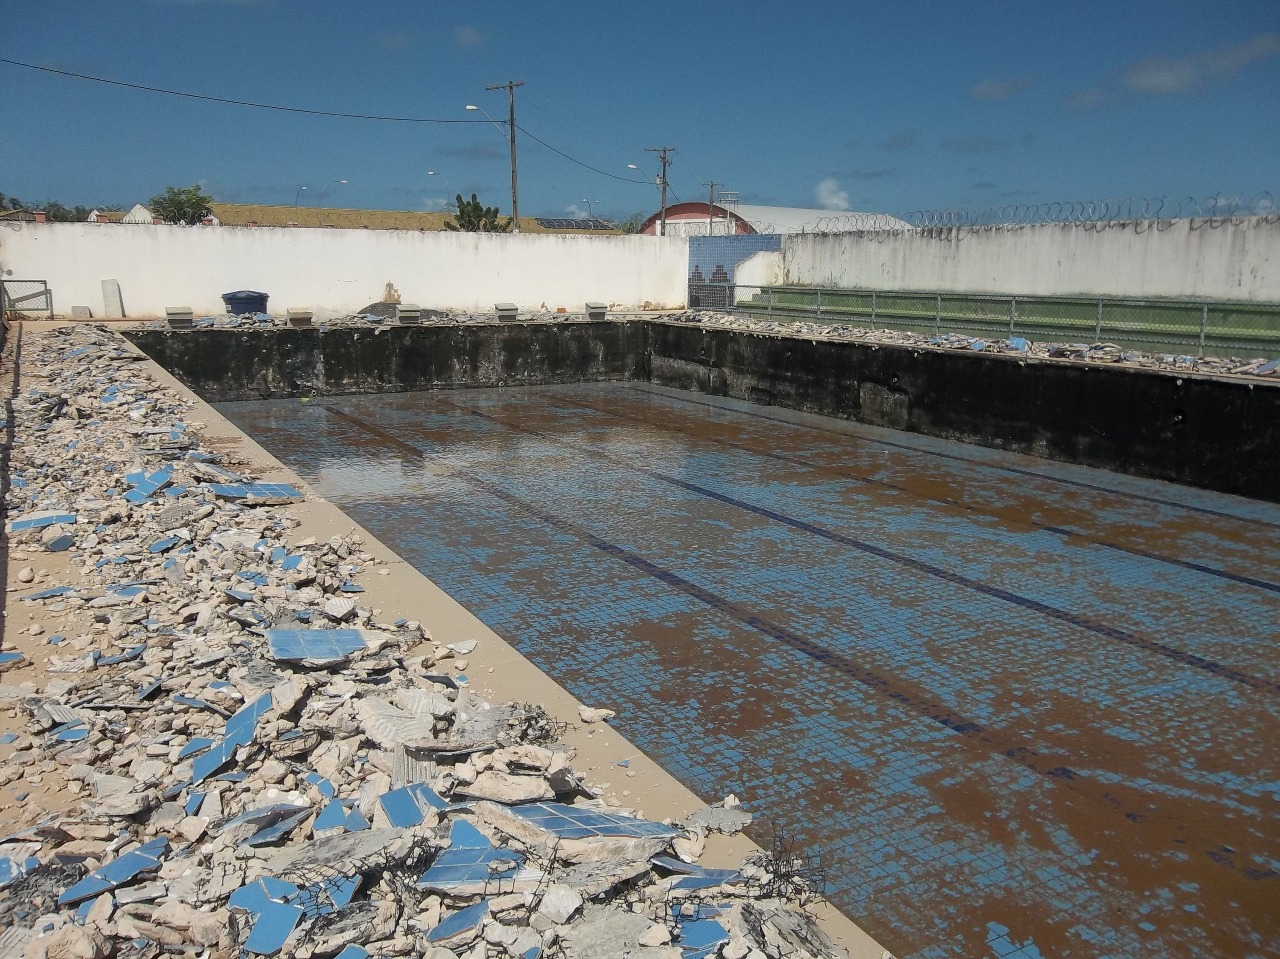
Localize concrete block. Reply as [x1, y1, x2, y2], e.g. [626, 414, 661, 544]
[287, 309, 313, 328]
[494, 302, 518, 322]
[585, 302, 608, 321]
[101, 280, 124, 318]
[397, 304, 422, 324]
[71, 306, 93, 320]
[165, 307, 194, 329]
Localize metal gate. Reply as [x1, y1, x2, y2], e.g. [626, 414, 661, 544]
[1, 280, 53, 321]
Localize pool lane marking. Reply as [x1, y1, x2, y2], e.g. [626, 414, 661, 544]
[544, 390, 1280, 596]
[316, 402, 1097, 774]
[625, 383, 1280, 532]
[318, 401, 1278, 878]
[422, 394, 1280, 697]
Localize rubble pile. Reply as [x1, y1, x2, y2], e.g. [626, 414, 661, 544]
[674, 310, 1280, 379]
[0, 325, 848, 959]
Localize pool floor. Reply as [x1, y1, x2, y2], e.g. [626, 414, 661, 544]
[219, 382, 1280, 959]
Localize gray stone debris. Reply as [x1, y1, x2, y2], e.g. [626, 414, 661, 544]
[676, 309, 1280, 380]
[0, 324, 850, 959]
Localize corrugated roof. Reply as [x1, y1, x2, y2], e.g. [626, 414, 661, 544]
[731, 205, 911, 233]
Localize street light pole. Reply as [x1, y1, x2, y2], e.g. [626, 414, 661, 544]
[644, 147, 675, 236]
[317, 179, 347, 227]
[484, 81, 523, 232]
[427, 171, 455, 211]
[293, 186, 307, 224]
[581, 198, 596, 219]
[466, 100, 520, 231]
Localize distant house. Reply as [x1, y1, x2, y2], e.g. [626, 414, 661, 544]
[121, 204, 155, 224]
[88, 209, 125, 223]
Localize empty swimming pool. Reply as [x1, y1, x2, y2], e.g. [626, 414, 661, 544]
[220, 382, 1280, 959]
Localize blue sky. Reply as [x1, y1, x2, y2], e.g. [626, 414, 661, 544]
[4, 1, 1277, 222]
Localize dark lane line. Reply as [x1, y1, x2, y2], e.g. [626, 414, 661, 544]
[317, 402, 1095, 777]
[318, 400, 1269, 885]
[627, 384, 1280, 532]
[548, 390, 1280, 596]
[426, 394, 1279, 697]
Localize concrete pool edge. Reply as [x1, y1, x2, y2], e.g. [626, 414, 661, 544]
[3, 322, 893, 958]
[122, 319, 1280, 503]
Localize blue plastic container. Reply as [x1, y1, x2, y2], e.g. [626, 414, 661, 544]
[222, 290, 268, 315]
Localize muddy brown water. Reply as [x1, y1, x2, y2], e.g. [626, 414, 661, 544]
[220, 382, 1280, 959]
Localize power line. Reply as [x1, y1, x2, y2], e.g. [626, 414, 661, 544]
[2, 56, 665, 192]
[0, 57, 485, 124]
[515, 124, 649, 185]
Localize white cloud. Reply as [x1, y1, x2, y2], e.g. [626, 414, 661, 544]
[1066, 31, 1280, 109]
[971, 76, 1035, 101]
[815, 177, 850, 211]
[453, 25, 485, 48]
[565, 203, 590, 218]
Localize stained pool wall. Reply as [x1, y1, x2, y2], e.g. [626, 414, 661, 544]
[126, 322, 646, 403]
[123, 320, 1280, 501]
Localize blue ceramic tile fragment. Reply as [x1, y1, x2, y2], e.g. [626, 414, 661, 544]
[0, 652, 24, 668]
[7, 511, 76, 533]
[243, 807, 313, 847]
[378, 783, 448, 828]
[503, 802, 678, 841]
[99, 645, 146, 666]
[58, 838, 168, 906]
[426, 900, 489, 943]
[184, 793, 205, 816]
[303, 772, 337, 799]
[206, 482, 302, 502]
[243, 898, 304, 955]
[416, 820, 524, 892]
[676, 916, 731, 958]
[265, 628, 368, 665]
[178, 738, 215, 760]
[0, 855, 39, 889]
[334, 947, 368, 959]
[313, 799, 369, 834]
[22, 586, 77, 601]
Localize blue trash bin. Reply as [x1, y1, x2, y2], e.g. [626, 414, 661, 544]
[222, 290, 269, 315]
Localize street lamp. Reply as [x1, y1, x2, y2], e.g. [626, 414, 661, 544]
[317, 178, 347, 226]
[468, 82, 523, 232]
[293, 186, 307, 223]
[427, 171, 455, 212]
[580, 198, 597, 219]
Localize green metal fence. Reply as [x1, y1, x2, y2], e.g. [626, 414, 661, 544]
[725, 285, 1280, 358]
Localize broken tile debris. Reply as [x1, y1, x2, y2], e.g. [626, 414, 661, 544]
[0, 324, 848, 959]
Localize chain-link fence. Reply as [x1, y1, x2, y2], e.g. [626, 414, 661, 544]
[1, 280, 53, 322]
[718, 285, 1280, 358]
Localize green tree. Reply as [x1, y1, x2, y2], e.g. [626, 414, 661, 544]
[615, 211, 649, 234]
[444, 193, 512, 233]
[149, 184, 214, 225]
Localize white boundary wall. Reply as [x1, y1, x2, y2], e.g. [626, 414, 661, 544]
[0, 223, 688, 317]
[784, 217, 1280, 302]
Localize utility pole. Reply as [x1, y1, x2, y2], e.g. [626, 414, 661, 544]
[644, 146, 675, 236]
[485, 80, 524, 232]
[702, 181, 718, 235]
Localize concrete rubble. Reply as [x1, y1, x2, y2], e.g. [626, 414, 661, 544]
[0, 324, 848, 959]
[675, 310, 1280, 380]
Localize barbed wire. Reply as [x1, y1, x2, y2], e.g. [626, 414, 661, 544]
[783, 192, 1278, 237]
